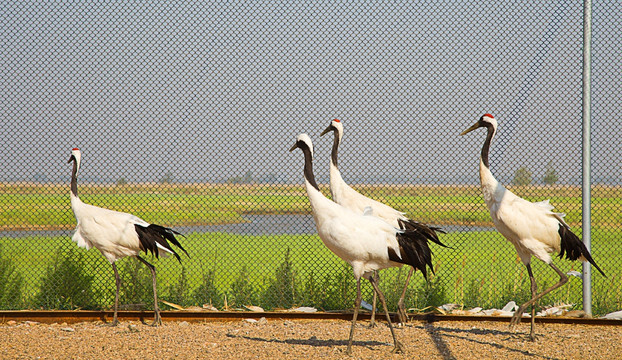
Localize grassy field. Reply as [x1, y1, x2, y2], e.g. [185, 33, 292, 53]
[1, 229, 620, 315]
[1, 182, 621, 230]
[0, 182, 620, 314]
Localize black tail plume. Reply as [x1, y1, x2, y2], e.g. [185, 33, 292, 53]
[398, 219, 448, 248]
[558, 224, 605, 277]
[134, 224, 189, 263]
[389, 229, 435, 280]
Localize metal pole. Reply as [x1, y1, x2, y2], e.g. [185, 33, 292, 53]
[582, 0, 592, 316]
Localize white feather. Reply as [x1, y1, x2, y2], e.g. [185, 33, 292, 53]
[480, 161, 562, 264]
[306, 182, 403, 279]
[71, 196, 155, 263]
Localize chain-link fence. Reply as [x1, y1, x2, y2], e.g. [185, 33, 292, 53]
[2, 1, 620, 315]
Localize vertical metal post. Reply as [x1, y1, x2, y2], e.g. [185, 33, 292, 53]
[582, 0, 593, 316]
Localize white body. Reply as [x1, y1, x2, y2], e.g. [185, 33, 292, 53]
[479, 161, 569, 265]
[463, 114, 603, 339]
[71, 195, 173, 264]
[305, 178, 404, 279]
[68, 148, 174, 264]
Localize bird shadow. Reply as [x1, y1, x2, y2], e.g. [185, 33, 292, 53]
[420, 316, 562, 360]
[225, 333, 389, 351]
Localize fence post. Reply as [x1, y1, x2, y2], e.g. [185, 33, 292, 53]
[581, 0, 593, 316]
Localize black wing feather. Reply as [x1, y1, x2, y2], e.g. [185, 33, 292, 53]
[134, 224, 189, 263]
[387, 220, 447, 280]
[389, 229, 436, 280]
[397, 219, 448, 248]
[558, 224, 605, 277]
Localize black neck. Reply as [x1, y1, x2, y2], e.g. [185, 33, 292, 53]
[481, 123, 495, 169]
[330, 130, 339, 168]
[300, 145, 320, 192]
[70, 160, 78, 197]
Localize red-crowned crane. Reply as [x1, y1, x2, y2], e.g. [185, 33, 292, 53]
[320, 119, 446, 324]
[460, 114, 605, 341]
[291, 134, 438, 354]
[68, 148, 188, 326]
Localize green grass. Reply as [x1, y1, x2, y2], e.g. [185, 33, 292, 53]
[2, 229, 620, 315]
[1, 183, 621, 230]
[1, 182, 620, 314]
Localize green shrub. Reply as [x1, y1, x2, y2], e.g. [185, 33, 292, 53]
[117, 258, 154, 309]
[312, 264, 356, 311]
[409, 273, 448, 310]
[32, 248, 97, 310]
[543, 161, 558, 185]
[227, 266, 259, 308]
[512, 166, 533, 186]
[0, 246, 24, 309]
[296, 271, 322, 308]
[163, 267, 191, 307]
[191, 269, 223, 308]
[261, 247, 297, 310]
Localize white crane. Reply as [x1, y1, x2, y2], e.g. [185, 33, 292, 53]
[320, 119, 446, 324]
[68, 148, 188, 326]
[291, 134, 438, 354]
[460, 114, 605, 341]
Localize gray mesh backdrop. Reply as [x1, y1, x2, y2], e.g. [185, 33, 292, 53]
[1, 1, 620, 314]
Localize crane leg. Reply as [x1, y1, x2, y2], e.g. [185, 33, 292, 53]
[346, 278, 362, 355]
[511, 263, 568, 337]
[369, 271, 378, 328]
[368, 275, 405, 354]
[526, 264, 538, 341]
[103, 262, 120, 327]
[396, 267, 413, 325]
[137, 256, 162, 326]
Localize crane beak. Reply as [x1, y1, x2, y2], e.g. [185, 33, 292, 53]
[289, 143, 298, 152]
[68, 155, 75, 163]
[320, 125, 333, 137]
[460, 122, 480, 136]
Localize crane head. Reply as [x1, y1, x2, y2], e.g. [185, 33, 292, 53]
[320, 119, 344, 141]
[68, 148, 82, 174]
[290, 133, 314, 158]
[460, 113, 497, 135]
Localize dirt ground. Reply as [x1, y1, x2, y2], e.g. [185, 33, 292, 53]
[1, 318, 620, 360]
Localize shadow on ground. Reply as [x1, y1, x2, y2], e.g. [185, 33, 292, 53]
[226, 332, 391, 352]
[421, 315, 561, 360]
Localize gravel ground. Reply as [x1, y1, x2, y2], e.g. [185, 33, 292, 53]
[1, 318, 620, 360]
